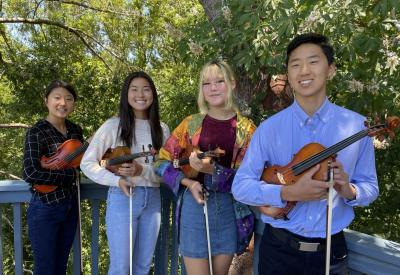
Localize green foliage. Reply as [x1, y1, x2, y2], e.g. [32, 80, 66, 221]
[0, 0, 399, 273]
[353, 134, 400, 241]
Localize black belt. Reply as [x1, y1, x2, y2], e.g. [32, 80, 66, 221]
[267, 224, 344, 252]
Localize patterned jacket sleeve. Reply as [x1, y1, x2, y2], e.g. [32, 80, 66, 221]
[154, 118, 190, 196]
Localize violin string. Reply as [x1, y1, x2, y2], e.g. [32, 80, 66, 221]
[292, 130, 367, 173]
[289, 130, 367, 175]
[278, 129, 368, 177]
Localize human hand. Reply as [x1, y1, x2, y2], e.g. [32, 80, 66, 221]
[331, 161, 356, 200]
[188, 151, 214, 174]
[118, 177, 135, 197]
[281, 164, 329, 201]
[117, 161, 143, 177]
[182, 178, 205, 204]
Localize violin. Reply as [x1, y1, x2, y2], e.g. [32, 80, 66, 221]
[259, 116, 400, 219]
[33, 139, 89, 193]
[100, 144, 156, 174]
[172, 147, 226, 168]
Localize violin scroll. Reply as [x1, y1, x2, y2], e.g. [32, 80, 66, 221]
[385, 116, 400, 139]
[367, 116, 400, 139]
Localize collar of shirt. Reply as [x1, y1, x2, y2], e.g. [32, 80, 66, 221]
[292, 97, 332, 127]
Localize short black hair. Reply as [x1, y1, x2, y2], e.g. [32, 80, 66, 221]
[286, 33, 335, 66]
[45, 80, 77, 100]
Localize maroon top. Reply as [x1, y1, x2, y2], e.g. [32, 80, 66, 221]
[198, 114, 237, 168]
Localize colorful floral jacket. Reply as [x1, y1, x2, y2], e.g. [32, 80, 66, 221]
[154, 113, 256, 254]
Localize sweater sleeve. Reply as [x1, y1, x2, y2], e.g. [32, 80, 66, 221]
[80, 119, 121, 187]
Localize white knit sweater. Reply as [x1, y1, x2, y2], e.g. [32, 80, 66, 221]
[80, 117, 170, 187]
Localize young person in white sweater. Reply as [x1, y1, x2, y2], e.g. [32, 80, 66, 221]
[80, 71, 170, 275]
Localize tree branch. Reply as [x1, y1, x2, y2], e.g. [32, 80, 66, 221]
[0, 170, 22, 180]
[0, 123, 31, 129]
[0, 17, 124, 70]
[0, 27, 16, 62]
[47, 0, 140, 17]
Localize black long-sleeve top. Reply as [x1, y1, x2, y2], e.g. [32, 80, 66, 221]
[23, 119, 84, 191]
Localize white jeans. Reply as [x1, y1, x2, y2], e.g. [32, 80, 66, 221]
[106, 186, 161, 275]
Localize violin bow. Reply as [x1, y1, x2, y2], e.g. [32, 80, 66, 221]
[77, 171, 84, 274]
[129, 145, 147, 275]
[325, 162, 334, 275]
[202, 186, 213, 275]
[129, 184, 133, 275]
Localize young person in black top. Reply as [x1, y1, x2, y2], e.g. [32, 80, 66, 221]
[23, 80, 84, 275]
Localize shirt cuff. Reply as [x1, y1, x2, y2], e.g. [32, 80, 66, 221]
[262, 184, 287, 208]
[344, 183, 358, 206]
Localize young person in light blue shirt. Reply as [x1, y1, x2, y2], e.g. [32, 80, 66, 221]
[232, 33, 378, 275]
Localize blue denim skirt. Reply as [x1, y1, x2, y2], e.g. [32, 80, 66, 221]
[179, 190, 237, 258]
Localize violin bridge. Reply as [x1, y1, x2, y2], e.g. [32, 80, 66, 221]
[277, 172, 286, 184]
[100, 160, 107, 167]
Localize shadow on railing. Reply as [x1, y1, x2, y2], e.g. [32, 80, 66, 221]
[0, 179, 183, 275]
[1, 179, 400, 275]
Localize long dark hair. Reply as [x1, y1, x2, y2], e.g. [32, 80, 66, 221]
[118, 71, 163, 150]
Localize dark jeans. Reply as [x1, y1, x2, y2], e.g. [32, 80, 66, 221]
[259, 224, 348, 275]
[27, 193, 78, 275]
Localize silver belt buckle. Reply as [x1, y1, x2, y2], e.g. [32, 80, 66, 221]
[298, 241, 320, 252]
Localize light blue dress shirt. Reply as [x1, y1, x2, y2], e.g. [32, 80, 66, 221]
[232, 98, 378, 238]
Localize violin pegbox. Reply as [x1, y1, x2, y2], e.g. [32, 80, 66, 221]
[148, 144, 157, 161]
[366, 116, 400, 140]
[142, 145, 149, 163]
[142, 144, 157, 163]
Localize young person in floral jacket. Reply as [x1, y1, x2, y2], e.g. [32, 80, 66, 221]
[155, 60, 256, 275]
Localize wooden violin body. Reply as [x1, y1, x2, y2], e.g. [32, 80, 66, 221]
[259, 116, 400, 219]
[259, 143, 334, 218]
[100, 145, 155, 174]
[34, 139, 88, 193]
[261, 143, 332, 185]
[41, 139, 87, 169]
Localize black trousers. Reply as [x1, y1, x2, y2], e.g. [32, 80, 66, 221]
[27, 194, 78, 275]
[258, 224, 348, 275]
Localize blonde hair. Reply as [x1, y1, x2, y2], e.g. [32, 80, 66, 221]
[197, 60, 238, 114]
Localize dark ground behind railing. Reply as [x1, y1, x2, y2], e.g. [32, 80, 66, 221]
[1, 179, 399, 275]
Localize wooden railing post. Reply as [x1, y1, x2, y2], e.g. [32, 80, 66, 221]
[12, 202, 23, 275]
[0, 206, 3, 274]
[90, 199, 101, 275]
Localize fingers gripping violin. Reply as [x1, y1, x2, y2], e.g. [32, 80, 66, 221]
[259, 116, 400, 219]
